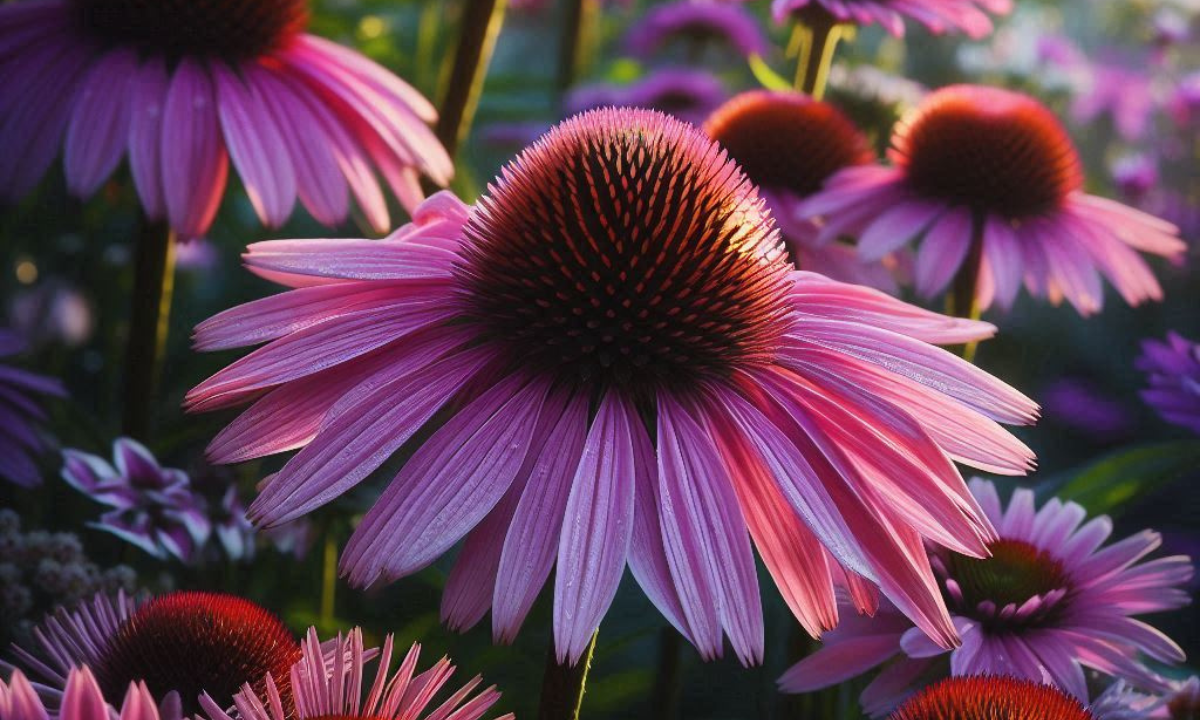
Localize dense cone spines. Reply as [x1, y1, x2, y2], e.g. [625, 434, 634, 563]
[890, 676, 1093, 720]
[91, 592, 300, 715]
[941, 538, 1071, 628]
[894, 86, 1083, 219]
[74, 0, 308, 60]
[705, 91, 873, 197]
[456, 108, 792, 394]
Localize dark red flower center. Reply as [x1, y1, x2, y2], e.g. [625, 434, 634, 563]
[939, 538, 1072, 630]
[705, 90, 873, 197]
[892, 85, 1083, 219]
[73, 0, 308, 60]
[889, 676, 1094, 720]
[91, 592, 300, 715]
[455, 108, 792, 397]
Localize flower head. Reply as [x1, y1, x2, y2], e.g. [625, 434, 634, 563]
[6, 591, 300, 715]
[781, 479, 1193, 714]
[0, 0, 451, 239]
[1138, 333, 1200, 435]
[624, 1, 768, 61]
[772, 0, 1011, 39]
[201, 627, 511, 720]
[190, 108, 1037, 666]
[799, 85, 1185, 314]
[2, 667, 173, 720]
[61, 439, 210, 562]
[0, 330, 65, 488]
[705, 90, 901, 292]
[889, 676, 1093, 720]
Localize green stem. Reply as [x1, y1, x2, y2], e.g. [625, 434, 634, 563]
[948, 218, 986, 362]
[650, 628, 683, 720]
[319, 526, 337, 628]
[537, 631, 598, 720]
[435, 0, 508, 161]
[556, 0, 600, 96]
[122, 215, 175, 441]
[792, 9, 845, 100]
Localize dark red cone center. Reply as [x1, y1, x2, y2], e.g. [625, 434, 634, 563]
[889, 676, 1094, 720]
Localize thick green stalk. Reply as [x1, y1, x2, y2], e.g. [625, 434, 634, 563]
[948, 219, 986, 362]
[792, 9, 846, 100]
[436, 0, 508, 160]
[122, 215, 175, 440]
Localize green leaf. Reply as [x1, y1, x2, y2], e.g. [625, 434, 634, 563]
[1048, 440, 1200, 515]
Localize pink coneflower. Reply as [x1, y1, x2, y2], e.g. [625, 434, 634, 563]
[3, 667, 172, 720]
[798, 85, 1185, 315]
[780, 479, 1193, 714]
[202, 627, 511, 720]
[1137, 333, 1200, 435]
[6, 591, 300, 715]
[772, 0, 1011, 38]
[0, 0, 452, 239]
[889, 677, 1093, 720]
[188, 108, 1037, 665]
[0, 329, 65, 488]
[704, 90, 903, 293]
[624, 1, 768, 61]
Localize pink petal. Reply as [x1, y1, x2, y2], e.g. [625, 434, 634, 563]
[161, 58, 229, 239]
[64, 48, 136, 196]
[914, 209, 972, 299]
[553, 391, 638, 664]
[777, 633, 901, 692]
[857, 200, 944, 261]
[127, 57, 169, 219]
[60, 669, 105, 720]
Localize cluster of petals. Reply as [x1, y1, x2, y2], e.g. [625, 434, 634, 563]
[623, 1, 768, 61]
[188, 108, 1038, 666]
[0, 329, 65, 487]
[1137, 332, 1200, 435]
[780, 479, 1193, 715]
[798, 85, 1185, 315]
[201, 627, 510, 720]
[0, 0, 451, 239]
[772, 0, 1012, 39]
[1, 668, 170, 720]
[566, 69, 728, 126]
[61, 439, 210, 562]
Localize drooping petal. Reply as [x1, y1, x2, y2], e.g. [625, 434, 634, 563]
[64, 48, 137, 197]
[161, 58, 229, 239]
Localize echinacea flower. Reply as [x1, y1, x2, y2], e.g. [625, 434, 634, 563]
[781, 479, 1193, 714]
[201, 627, 511, 720]
[567, 69, 728, 125]
[1091, 681, 1163, 720]
[0, 329, 65, 488]
[624, 1, 768, 61]
[5, 590, 300, 715]
[0, 0, 451, 239]
[888, 676, 1093, 720]
[189, 108, 1038, 665]
[2, 667, 175, 720]
[798, 85, 1185, 315]
[61, 439, 210, 562]
[704, 90, 903, 293]
[212, 485, 256, 562]
[1071, 62, 1157, 142]
[1138, 333, 1200, 435]
[772, 0, 1011, 39]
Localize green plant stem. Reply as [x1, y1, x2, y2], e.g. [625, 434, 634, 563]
[948, 219, 986, 362]
[650, 628, 683, 720]
[556, 0, 600, 96]
[319, 526, 337, 628]
[435, 0, 508, 161]
[122, 215, 175, 441]
[792, 9, 845, 100]
[537, 631, 598, 720]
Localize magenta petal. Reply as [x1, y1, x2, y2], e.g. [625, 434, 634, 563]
[64, 48, 136, 197]
[778, 632, 902, 693]
[492, 391, 589, 644]
[127, 56, 169, 219]
[553, 391, 638, 664]
[59, 669, 105, 720]
[161, 58, 229, 239]
[914, 209, 972, 299]
[213, 64, 296, 227]
[656, 393, 764, 666]
[344, 373, 549, 584]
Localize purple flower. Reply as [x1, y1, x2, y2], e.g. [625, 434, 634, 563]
[1138, 333, 1200, 435]
[773, 0, 1011, 38]
[780, 478, 1193, 714]
[0, 329, 66, 488]
[1072, 62, 1158, 141]
[7, 280, 94, 349]
[624, 1, 768, 61]
[1040, 378, 1135, 443]
[1168, 72, 1200, 129]
[61, 439, 210, 562]
[567, 69, 728, 125]
[1111, 154, 1160, 205]
[212, 485, 256, 562]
